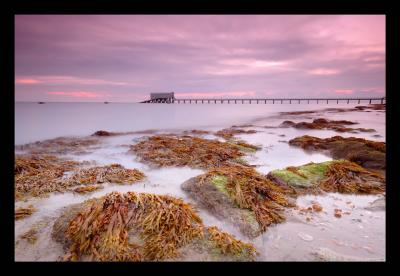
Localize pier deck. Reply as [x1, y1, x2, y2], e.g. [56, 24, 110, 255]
[141, 97, 385, 104]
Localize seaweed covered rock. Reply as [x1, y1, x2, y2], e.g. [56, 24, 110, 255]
[288, 135, 385, 170]
[130, 135, 259, 169]
[279, 118, 375, 133]
[280, 110, 317, 116]
[267, 161, 332, 193]
[267, 160, 385, 195]
[182, 166, 294, 238]
[16, 136, 101, 155]
[279, 104, 385, 117]
[15, 155, 80, 200]
[318, 160, 385, 194]
[52, 192, 258, 261]
[354, 104, 385, 111]
[182, 129, 211, 135]
[15, 155, 145, 200]
[92, 130, 120, 136]
[215, 128, 257, 140]
[73, 185, 103, 194]
[64, 164, 145, 186]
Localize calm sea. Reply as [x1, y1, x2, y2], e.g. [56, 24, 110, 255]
[15, 102, 385, 145]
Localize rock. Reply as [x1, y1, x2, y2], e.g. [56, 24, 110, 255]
[312, 203, 323, 212]
[92, 130, 114, 136]
[267, 161, 332, 190]
[279, 121, 296, 128]
[52, 193, 258, 262]
[334, 209, 342, 218]
[215, 128, 258, 140]
[181, 166, 293, 238]
[288, 135, 385, 170]
[52, 201, 96, 249]
[312, 247, 384, 262]
[130, 135, 256, 169]
[279, 118, 366, 133]
[312, 118, 329, 124]
[365, 198, 386, 211]
[280, 111, 317, 116]
[181, 175, 262, 238]
[298, 232, 314, 241]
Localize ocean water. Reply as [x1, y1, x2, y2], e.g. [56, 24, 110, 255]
[15, 102, 385, 145]
[14, 102, 386, 261]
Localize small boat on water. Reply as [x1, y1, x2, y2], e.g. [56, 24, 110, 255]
[38, 102, 45, 104]
[104, 101, 110, 104]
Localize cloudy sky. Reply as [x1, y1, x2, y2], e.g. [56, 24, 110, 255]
[15, 15, 385, 102]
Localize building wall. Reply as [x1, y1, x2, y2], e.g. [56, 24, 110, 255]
[150, 92, 174, 100]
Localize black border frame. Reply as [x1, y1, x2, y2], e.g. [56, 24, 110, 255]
[2, 0, 399, 272]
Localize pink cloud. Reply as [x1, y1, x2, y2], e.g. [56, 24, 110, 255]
[358, 87, 385, 94]
[202, 59, 292, 76]
[15, 15, 385, 101]
[308, 68, 340, 76]
[47, 91, 106, 98]
[335, 89, 353, 94]
[16, 76, 131, 86]
[15, 78, 43, 84]
[175, 91, 256, 98]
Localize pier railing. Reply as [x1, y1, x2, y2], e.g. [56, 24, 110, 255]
[141, 97, 386, 104]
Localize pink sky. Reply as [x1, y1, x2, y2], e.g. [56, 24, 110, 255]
[15, 15, 385, 102]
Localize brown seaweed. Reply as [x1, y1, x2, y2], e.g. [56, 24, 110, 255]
[15, 205, 36, 220]
[198, 166, 294, 232]
[73, 185, 104, 194]
[15, 155, 145, 200]
[16, 136, 101, 155]
[130, 135, 252, 169]
[206, 226, 258, 258]
[288, 135, 385, 170]
[215, 128, 257, 140]
[318, 160, 385, 194]
[19, 229, 38, 244]
[64, 164, 145, 186]
[280, 118, 375, 133]
[15, 155, 80, 200]
[62, 191, 258, 261]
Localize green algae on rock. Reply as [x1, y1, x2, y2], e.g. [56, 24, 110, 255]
[52, 192, 258, 261]
[268, 161, 332, 189]
[130, 135, 260, 169]
[267, 160, 385, 195]
[182, 165, 294, 238]
[288, 135, 385, 170]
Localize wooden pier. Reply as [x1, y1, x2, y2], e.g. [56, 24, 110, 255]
[141, 97, 386, 105]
